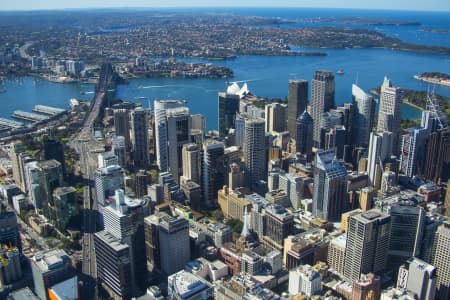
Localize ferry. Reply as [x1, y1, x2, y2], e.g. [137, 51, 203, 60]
[336, 69, 345, 75]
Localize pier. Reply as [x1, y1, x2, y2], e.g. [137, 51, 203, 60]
[12, 110, 49, 122]
[32, 105, 66, 116]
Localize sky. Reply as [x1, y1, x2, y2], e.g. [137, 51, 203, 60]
[1, 0, 449, 12]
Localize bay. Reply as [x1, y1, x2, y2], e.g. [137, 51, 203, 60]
[0, 8, 449, 130]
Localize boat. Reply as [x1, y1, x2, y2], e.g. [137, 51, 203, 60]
[0, 88, 6, 93]
[336, 69, 345, 75]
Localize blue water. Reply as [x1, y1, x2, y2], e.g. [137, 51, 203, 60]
[0, 8, 449, 130]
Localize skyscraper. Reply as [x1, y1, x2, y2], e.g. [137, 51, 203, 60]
[43, 138, 66, 177]
[31, 249, 73, 300]
[263, 204, 294, 252]
[95, 190, 147, 298]
[313, 149, 348, 221]
[287, 79, 308, 138]
[51, 187, 79, 232]
[218, 92, 240, 137]
[311, 70, 335, 147]
[296, 110, 314, 162]
[388, 202, 425, 269]
[145, 212, 191, 275]
[432, 221, 450, 300]
[154, 100, 185, 172]
[94, 165, 124, 208]
[166, 106, 190, 183]
[423, 127, 450, 184]
[113, 108, 131, 151]
[182, 143, 201, 184]
[9, 141, 25, 191]
[243, 117, 266, 186]
[130, 107, 150, 169]
[377, 76, 402, 153]
[352, 84, 375, 147]
[112, 135, 127, 168]
[265, 102, 288, 134]
[399, 114, 430, 177]
[202, 140, 225, 208]
[343, 209, 391, 282]
[397, 257, 436, 300]
[367, 131, 393, 186]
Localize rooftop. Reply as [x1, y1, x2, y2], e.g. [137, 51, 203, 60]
[169, 270, 211, 299]
[32, 249, 68, 273]
[94, 230, 129, 252]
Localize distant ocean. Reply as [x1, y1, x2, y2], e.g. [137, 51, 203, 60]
[1, 8, 449, 130]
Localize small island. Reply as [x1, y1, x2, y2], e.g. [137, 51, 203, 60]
[414, 72, 450, 87]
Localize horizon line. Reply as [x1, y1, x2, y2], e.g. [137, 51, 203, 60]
[0, 6, 449, 13]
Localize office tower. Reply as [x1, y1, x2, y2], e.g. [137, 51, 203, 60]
[263, 204, 294, 251]
[9, 141, 25, 191]
[324, 125, 346, 159]
[168, 270, 214, 300]
[423, 128, 450, 184]
[113, 108, 131, 150]
[130, 107, 150, 169]
[432, 222, 450, 300]
[328, 234, 346, 276]
[311, 70, 335, 147]
[352, 84, 375, 147]
[166, 106, 190, 182]
[240, 251, 263, 275]
[296, 110, 313, 162]
[202, 140, 225, 208]
[94, 231, 132, 298]
[25, 160, 63, 212]
[94, 165, 124, 207]
[377, 76, 402, 152]
[191, 113, 206, 134]
[234, 113, 245, 147]
[352, 273, 381, 300]
[367, 131, 393, 186]
[0, 246, 22, 286]
[343, 209, 391, 281]
[98, 152, 118, 168]
[43, 138, 65, 177]
[135, 170, 151, 198]
[287, 79, 308, 138]
[50, 187, 78, 232]
[397, 257, 436, 300]
[147, 213, 190, 275]
[313, 149, 348, 221]
[228, 163, 245, 190]
[288, 264, 322, 297]
[181, 179, 202, 209]
[159, 171, 184, 203]
[266, 102, 288, 134]
[31, 249, 73, 300]
[154, 100, 184, 171]
[388, 202, 425, 268]
[218, 92, 240, 137]
[278, 173, 304, 209]
[112, 135, 127, 167]
[0, 210, 20, 249]
[96, 190, 147, 298]
[399, 127, 429, 177]
[243, 117, 266, 186]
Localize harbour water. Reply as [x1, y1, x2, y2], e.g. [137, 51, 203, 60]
[0, 8, 449, 130]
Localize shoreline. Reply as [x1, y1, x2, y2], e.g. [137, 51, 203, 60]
[413, 75, 450, 87]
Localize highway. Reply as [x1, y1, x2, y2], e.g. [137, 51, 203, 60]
[69, 64, 116, 299]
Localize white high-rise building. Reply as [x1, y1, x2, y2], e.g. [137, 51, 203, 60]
[154, 100, 184, 172]
[94, 165, 124, 208]
[352, 84, 375, 147]
[397, 257, 436, 300]
[288, 264, 322, 296]
[377, 76, 402, 152]
[367, 131, 393, 186]
[182, 143, 201, 184]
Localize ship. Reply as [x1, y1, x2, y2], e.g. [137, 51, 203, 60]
[336, 69, 345, 75]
